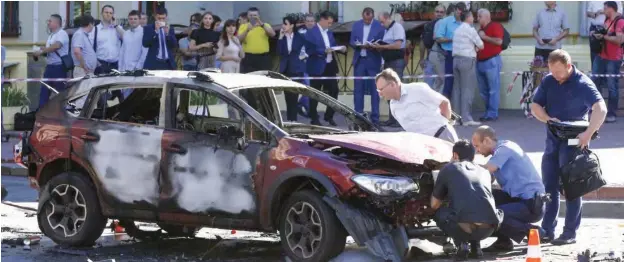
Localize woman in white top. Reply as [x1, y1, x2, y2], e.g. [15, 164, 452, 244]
[452, 11, 484, 126]
[216, 19, 245, 73]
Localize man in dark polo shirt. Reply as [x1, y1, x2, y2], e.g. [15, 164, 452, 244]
[431, 140, 503, 260]
[530, 49, 607, 245]
[476, 9, 504, 122]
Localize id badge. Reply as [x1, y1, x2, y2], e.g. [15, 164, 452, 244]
[567, 139, 579, 146]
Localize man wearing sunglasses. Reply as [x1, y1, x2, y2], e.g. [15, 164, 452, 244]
[375, 68, 458, 142]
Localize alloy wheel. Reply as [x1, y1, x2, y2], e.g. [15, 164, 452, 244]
[284, 202, 323, 259]
[45, 184, 87, 237]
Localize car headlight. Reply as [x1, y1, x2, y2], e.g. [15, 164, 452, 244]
[351, 174, 419, 197]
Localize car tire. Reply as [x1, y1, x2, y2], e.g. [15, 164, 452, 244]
[158, 223, 199, 237]
[279, 190, 347, 261]
[38, 172, 107, 247]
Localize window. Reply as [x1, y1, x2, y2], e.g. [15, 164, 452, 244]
[173, 88, 241, 134]
[139, 1, 165, 24]
[66, 1, 91, 28]
[87, 85, 164, 126]
[309, 1, 339, 21]
[2, 1, 20, 37]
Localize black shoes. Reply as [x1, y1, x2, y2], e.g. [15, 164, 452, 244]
[453, 241, 483, 261]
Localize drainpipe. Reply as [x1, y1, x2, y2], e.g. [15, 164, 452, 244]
[338, 1, 344, 22]
[33, 1, 39, 48]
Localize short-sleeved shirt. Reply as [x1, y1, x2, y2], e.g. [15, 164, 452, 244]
[434, 15, 462, 51]
[178, 37, 197, 66]
[238, 23, 270, 54]
[71, 28, 98, 71]
[190, 28, 220, 46]
[487, 140, 545, 199]
[599, 16, 624, 61]
[432, 161, 501, 225]
[532, 65, 603, 122]
[45, 29, 70, 65]
[390, 82, 448, 136]
[477, 22, 504, 61]
[382, 21, 406, 49]
[533, 7, 569, 50]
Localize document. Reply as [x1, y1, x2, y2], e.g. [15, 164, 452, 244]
[331, 45, 347, 52]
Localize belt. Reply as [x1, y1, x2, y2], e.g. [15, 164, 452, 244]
[434, 125, 446, 138]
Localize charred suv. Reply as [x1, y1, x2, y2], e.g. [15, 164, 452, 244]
[14, 70, 452, 261]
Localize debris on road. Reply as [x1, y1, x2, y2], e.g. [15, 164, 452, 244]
[48, 246, 90, 256]
[1, 235, 41, 246]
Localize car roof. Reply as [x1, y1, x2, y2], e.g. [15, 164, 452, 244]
[67, 70, 308, 98]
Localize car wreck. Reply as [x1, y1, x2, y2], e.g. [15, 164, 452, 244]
[14, 69, 452, 261]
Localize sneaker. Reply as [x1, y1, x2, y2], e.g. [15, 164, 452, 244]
[463, 120, 482, 126]
[551, 235, 576, 246]
[606, 116, 616, 123]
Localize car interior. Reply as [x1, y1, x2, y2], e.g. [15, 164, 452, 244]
[90, 87, 163, 126]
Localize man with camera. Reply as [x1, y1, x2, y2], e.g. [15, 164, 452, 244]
[530, 49, 607, 245]
[590, 1, 624, 123]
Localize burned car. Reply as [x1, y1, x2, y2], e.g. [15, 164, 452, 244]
[14, 70, 452, 261]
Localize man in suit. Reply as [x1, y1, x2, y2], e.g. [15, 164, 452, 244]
[278, 15, 307, 122]
[305, 11, 342, 126]
[142, 7, 177, 70]
[350, 7, 385, 125]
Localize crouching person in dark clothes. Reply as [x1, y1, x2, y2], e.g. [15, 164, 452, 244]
[430, 140, 503, 261]
[472, 126, 547, 251]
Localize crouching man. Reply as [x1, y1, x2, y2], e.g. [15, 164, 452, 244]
[430, 140, 503, 260]
[472, 126, 547, 251]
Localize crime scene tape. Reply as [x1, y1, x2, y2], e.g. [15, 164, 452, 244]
[3, 71, 624, 82]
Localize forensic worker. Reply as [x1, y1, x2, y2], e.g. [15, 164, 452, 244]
[430, 140, 503, 260]
[530, 49, 607, 245]
[375, 68, 458, 142]
[472, 126, 547, 251]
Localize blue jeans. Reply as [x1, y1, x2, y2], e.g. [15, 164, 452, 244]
[476, 55, 502, 119]
[183, 64, 197, 71]
[592, 56, 621, 117]
[354, 57, 381, 123]
[540, 129, 582, 239]
[39, 64, 67, 108]
[384, 59, 406, 122]
[442, 50, 454, 99]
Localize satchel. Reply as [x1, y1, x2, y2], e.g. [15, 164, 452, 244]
[560, 148, 606, 201]
[55, 50, 74, 72]
[547, 120, 598, 140]
[13, 107, 37, 131]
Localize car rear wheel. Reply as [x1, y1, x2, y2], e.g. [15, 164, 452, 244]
[38, 172, 107, 246]
[279, 190, 347, 261]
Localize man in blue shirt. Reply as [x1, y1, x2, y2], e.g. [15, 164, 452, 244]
[472, 126, 546, 251]
[434, 2, 464, 99]
[530, 49, 606, 245]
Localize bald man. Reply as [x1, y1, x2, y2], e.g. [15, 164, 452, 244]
[476, 9, 504, 122]
[471, 126, 547, 252]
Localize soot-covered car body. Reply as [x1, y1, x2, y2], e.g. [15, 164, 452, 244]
[15, 70, 451, 261]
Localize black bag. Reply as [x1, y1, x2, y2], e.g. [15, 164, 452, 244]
[422, 18, 441, 49]
[13, 108, 37, 132]
[560, 148, 606, 201]
[55, 50, 74, 72]
[547, 120, 598, 140]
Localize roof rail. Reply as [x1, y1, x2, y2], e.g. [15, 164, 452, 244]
[246, 70, 291, 81]
[187, 71, 214, 82]
[199, 68, 221, 73]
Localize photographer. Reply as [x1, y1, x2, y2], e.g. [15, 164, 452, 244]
[590, 1, 624, 123]
[237, 7, 276, 73]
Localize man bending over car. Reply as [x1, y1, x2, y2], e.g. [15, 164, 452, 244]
[430, 140, 503, 260]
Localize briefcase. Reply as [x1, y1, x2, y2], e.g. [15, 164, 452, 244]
[560, 148, 606, 201]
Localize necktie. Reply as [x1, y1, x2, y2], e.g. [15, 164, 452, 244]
[158, 28, 168, 60]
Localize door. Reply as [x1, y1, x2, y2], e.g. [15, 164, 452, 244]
[159, 84, 272, 221]
[71, 83, 166, 215]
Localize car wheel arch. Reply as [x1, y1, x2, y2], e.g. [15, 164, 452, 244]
[38, 158, 103, 200]
[266, 168, 338, 229]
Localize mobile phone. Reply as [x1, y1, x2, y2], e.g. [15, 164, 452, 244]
[158, 21, 166, 27]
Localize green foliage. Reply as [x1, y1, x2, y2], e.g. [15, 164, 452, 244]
[189, 91, 219, 106]
[1, 87, 29, 107]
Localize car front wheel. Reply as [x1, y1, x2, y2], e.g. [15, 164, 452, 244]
[279, 190, 347, 261]
[38, 172, 107, 246]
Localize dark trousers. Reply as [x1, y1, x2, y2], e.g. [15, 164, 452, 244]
[589, 25, 599, 70]
[442, 50, 454, 99]
[493, 189, 545, 243]
[284, 69, 304, 122]
[145, 59, 174, 70]
[354, 57, 381, 123]
[534, 48, 555, 63]
[183, 64, 198, 71]
[434, 207, 496, 245]
[39, 64, 67, 108]
[309, 61, 339, 122]
[241, 53, 272, 73]
[383, 59, 406, 123]
[541, 129, 582, 239]
[94, 60, 118, 75]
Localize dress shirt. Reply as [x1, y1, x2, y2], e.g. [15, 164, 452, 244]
[157, 27, 169, 60]
[318, 23, 332, 63]
[452, 23, 483, 58]
[390, 82, 449, 136]
[361, 23, 371, 56]
[93, 23, 122, 62]
[286, 32, 294, 53]
[298, 28, 308, 59]
[533, 6, 569, 50]
[118, 26, 148, 71]
[45, 29, 69, 65]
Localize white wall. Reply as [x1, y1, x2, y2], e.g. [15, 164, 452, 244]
[233, 1, 306, 25]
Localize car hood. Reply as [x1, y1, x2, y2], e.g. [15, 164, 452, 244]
[308, 132, 453, 165]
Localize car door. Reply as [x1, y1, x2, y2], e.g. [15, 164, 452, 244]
[159, 83, 272, 222]
[70, 82, 166, 218]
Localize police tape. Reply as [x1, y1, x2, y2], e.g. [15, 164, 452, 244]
[3, 71, 624, 82]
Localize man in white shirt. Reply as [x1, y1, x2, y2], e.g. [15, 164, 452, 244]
[33, 14, 70, 108]
[91, 5, 124, 74]
[375, 68, 458, 142]
[118, 10, 148, 72]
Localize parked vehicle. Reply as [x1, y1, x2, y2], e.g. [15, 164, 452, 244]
[14, 69, 452, 261]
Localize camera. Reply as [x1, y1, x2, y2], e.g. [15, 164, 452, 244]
[594, 25, 608, 35]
